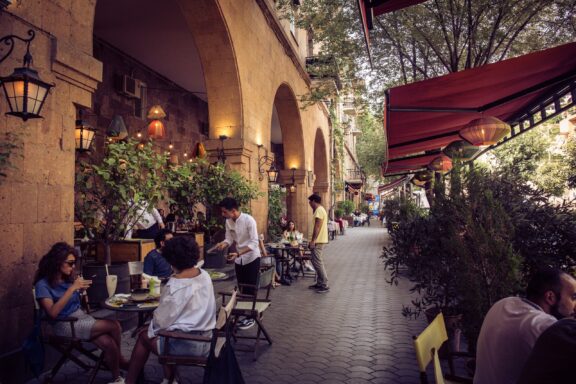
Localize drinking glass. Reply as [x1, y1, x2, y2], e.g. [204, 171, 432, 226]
[106, 275, 118, 298]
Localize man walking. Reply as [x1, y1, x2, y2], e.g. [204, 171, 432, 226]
[308, 193, 329, 293]
[215, 197, 261, 329]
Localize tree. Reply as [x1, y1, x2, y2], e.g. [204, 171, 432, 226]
[75, 139, 168, 265]
[355, 111, 387, 178]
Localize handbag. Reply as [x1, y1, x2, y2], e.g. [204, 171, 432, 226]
[22, 314, 45, 378]
[203, 342, 245, 384]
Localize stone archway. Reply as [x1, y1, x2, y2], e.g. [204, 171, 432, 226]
[270, 83, 306, 231]
[92, 0, 243, 140]
[313, 128, 330, 208]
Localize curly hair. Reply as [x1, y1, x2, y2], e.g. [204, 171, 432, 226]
[162, 236, 199, 271]
[34, 242, 79, 286]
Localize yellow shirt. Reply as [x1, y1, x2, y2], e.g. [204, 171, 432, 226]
[313, 205, 328, 244]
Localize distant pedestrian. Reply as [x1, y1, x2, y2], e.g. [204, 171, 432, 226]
[308, 193, 329, 293]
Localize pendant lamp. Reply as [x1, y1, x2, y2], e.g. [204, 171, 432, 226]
[443, 140, 480, 161]
[428, 155, 452, 172]
[148, 119, 165, 139]
[459, 116, 510, 147]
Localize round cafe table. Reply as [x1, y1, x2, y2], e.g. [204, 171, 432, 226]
[102, 295, 159, 337]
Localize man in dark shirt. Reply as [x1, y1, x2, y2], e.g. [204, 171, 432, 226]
[143, 229, 173, 278]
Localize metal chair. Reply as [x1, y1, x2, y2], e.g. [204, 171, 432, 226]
[33, 288, 107, 384]
[413, 312, 473, 384]
[157, 289, 238, 383]
[225, 266, 274, 360]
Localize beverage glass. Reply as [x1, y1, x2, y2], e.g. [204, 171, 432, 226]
[106, 275, 118, 298]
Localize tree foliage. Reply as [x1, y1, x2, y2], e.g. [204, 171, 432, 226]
[355, 111, 387, 178]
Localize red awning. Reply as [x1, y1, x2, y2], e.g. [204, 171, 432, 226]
[358, 0, 428, 64]
[377, 175, 412, 194]
[383, 42, 576, 175]
[372, 0, 428, 15]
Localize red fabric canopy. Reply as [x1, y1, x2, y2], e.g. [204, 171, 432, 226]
[383, 154, 438, 175]
[377, 175, 411, 194]
[384, 42, 576, 173]
[372, 0, 428, 15]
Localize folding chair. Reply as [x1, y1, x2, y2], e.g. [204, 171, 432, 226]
[225, 266, 274, 360]
[33, 288, 107, 384]
[413, 312, 473, 384]
[158, 289, 238, 383]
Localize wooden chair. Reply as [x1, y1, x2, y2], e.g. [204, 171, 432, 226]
[294, 247, 316, 279]
[413, 312, 473, 384]
[157, 289, 238, 383]
[225, 266, 274, 361]
[33, 288, 107, 384]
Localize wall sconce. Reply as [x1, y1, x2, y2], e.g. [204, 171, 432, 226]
[217, 135, 227, 163]
[75, 109, 96, 152]
[0, 30, 54, 121]
[289, 167, 297, 193]
[257, 144, 279, 183]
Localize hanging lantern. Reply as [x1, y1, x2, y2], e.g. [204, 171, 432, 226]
[267, 162, 279, 183]
[192, 142, 207, 158]
[74, 119, 96, 152]
[428, 155, 452, 172]
[106, 115, 128, 141]
[414, 171, 433, 182]
[443, 140, 480, 161]
[147, 105, 166, 120]
[411, 178, 426, 187]
[459, 116, 511, 147]
[148, 119, 165, 139]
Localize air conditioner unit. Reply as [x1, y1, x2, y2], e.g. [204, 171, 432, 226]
[121, 75, 139, 98]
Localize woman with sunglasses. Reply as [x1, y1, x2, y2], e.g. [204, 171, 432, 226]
[34, 242, 128, 384]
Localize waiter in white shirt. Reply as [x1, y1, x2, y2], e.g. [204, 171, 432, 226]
[125, 201, 165, 239]
[215, 197, 261, 330]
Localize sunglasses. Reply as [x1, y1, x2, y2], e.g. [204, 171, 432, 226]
[64, 260, 76, 266]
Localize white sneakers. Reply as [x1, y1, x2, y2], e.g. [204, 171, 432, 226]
[108, 377, 125, 384]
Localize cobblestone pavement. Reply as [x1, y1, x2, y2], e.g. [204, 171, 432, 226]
[29, 222, 427, 384]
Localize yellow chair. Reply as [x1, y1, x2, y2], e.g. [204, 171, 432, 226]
[413, 312, 473, 384]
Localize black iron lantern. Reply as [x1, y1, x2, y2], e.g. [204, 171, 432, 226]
[75, 119, 96, 152]
[0, 30, 53, 121]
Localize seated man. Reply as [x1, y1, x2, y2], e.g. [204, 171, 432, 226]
[474, 268, 576, 384]
[125, 236, 216, 384]
[517, 318, 576, 384]
[143, 229, 173, 279]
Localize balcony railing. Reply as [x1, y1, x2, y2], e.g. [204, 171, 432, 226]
[305, 55, 342, 90]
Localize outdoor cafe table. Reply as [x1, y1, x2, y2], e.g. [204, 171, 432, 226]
[103, 294, 159, 337]
[267, 243, 305, 280]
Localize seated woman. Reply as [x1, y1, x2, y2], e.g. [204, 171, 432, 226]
[282, 220, 314, 273]
[34, 242, 128, 384]
[125, 236, 216, 384]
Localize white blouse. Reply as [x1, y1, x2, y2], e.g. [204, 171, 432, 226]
[148, 270, 216, 338]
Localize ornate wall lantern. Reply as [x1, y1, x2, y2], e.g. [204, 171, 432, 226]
[459, 116, 511, 147]
[257, 144, 279, 183]
[0, 30, 53, 121]
[74, 110, 96, 152]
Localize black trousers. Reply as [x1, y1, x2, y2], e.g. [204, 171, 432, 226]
[235, 257, 261, 296]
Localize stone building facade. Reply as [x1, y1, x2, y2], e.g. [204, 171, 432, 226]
[0, 0, 332, 378]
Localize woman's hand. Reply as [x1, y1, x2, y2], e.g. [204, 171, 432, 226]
[226, 252, 238, 262]
[72, 276, 92, 291]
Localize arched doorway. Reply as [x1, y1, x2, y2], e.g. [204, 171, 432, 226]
[93, 0, 242, 139]
[268, 83, 306, 232]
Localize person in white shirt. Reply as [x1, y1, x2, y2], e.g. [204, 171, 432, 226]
[125, 236, 216, 384]
[215, 197, 261, 330]
[125, 201, 165, 239]
[474, 268, 576, 384]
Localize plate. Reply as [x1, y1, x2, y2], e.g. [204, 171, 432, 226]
[106, 296, 128, 307]
[205, 270, 228, 281]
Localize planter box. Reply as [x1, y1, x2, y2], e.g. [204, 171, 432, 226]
[96, 239, 156, 263]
